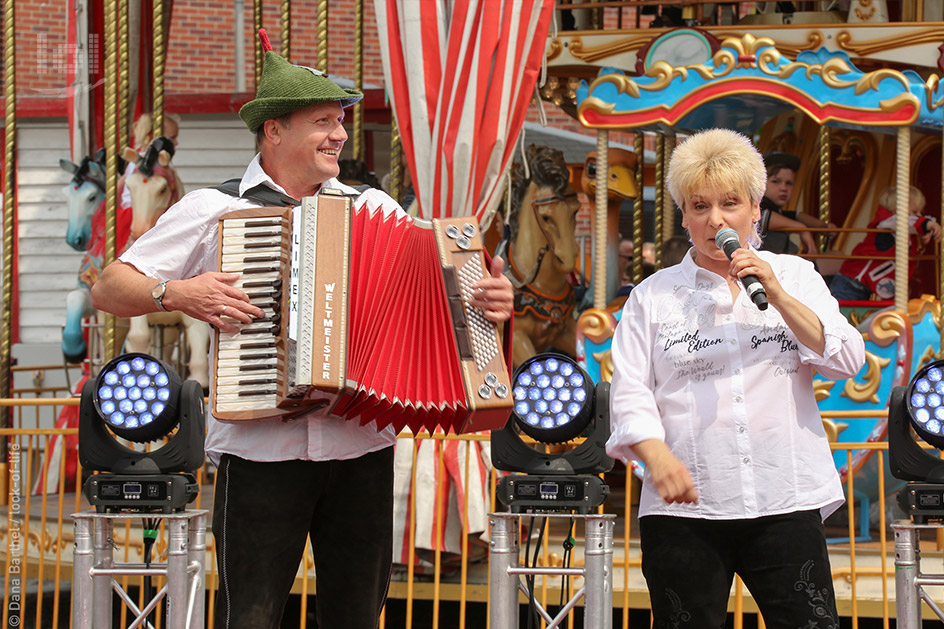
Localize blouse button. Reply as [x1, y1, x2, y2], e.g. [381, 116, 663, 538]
[735, 396, 743, 403]
[738, 426, 745, 433]
[743, 457, 750, 464]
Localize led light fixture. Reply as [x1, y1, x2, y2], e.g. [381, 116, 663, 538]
[889, 359, 944, 522]
[79, 353, 205, 512]
[511, 354, 594, 444]
[94, 354, 181, 442]
[492, 353, 612, 512]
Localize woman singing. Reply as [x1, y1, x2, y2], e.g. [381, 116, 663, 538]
[606, 128, 865, 628]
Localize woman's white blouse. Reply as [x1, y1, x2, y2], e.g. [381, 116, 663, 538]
[606, 249, 865, 520]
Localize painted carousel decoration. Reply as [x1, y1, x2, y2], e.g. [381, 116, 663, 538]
[573, 31, 944, 502]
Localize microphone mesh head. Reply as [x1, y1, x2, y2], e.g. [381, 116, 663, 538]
[715, 228, 739, 249]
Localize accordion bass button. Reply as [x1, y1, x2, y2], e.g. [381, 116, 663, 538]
[484, 372, 499, 387]
[446, 225, 461, 239]
[478, 384, 493, 400]
[456, 236, 472, 250]
[494, 383, 509, 399]
[462, 223, 477, 238]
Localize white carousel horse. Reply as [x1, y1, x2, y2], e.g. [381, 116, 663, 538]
[59, 151, 133, 363]
[121, 137, 210, 389]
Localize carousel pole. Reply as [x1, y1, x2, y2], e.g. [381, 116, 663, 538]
[895, 127, 911, 314]
[253, 0, 263, 87]
[102, 0, 120, 364]
[1, 0, 18, 501]
[632, 132, 644, 285]
[654, 134, 665, 268]
[280, 0, 290, 60]
[152, 0, 166, 137]
[818, 127, 831, 253]
[593, 129, 609, 309]
[352, 0, 364, 161]
[390, 118, 403, 205]
[118, 0, 130, 153]
[663, 132, 676, 244]
[940, 135, 944, 358]
[317, 0, 328, 73]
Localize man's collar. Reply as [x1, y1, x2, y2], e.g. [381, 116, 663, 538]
[239, 153, 357, 200]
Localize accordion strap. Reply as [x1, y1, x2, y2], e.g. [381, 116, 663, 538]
[213, 178, 300, 207]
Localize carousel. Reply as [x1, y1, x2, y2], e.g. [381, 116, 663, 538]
[3, 0, 944, 627]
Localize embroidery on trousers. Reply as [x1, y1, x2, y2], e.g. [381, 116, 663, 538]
[664, 588, 691, 627]
[794, 560, 839, 629]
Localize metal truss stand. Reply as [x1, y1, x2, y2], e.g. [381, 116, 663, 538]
[489, 512, 615, 629]
[72, 509, 208, 629]
[893, 519, 944, 628]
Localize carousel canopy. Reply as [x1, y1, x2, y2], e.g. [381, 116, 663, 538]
[576, 32, 944, 135]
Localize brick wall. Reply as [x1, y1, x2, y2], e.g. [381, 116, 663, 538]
[165, 0, 386, 94]
[5, 0, 71, 96]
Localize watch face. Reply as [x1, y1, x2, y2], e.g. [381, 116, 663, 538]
[152, 281, 165, 299]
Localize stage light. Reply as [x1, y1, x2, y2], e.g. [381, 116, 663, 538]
[511, 354, 594, 444]
[94, 354, 180, 442]
[889, 359, 944, 522]
[492, 353, 612, 512]
[79, 353, 205, 512]
[905, 363, 944, 449]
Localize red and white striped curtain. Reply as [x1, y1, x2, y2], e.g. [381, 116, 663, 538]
[374, 0, 555, 221]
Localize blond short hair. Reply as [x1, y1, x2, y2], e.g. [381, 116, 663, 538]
[132, 112, 181, 151]
[667, 128, 767, 210]
[878, 185, 926, 214]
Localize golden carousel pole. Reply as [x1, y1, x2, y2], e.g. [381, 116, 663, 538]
[632, 131, 644, 285]
[662, 132, 675, 245]
[1, 0, 19, 500]
[253, 0, 263, 88]
[118, 0, 130, 153]
[280, 0, 290, 61]
[654, 135, 665, 269]
[352, 0, 364, 161]
[390, 118, 403, 205]
[102, 0, 120, 364]
[152, 0, 166, 137]
[895, 127, 911, 314]
[317, 0, 328, 73]
[593, 129, 609, 309]
[818, 127, 831, 253]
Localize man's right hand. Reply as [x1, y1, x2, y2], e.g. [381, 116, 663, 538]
[632, 439, 698, 504]
[163, 272, 265, 333]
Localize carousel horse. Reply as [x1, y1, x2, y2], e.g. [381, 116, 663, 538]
[498, 144, 581, 368]
[60, 150, 133, 363]
[580, 148, 638, 305]
[121, 137, 210, 389]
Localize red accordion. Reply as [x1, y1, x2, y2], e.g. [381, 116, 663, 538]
[212, 190, 512, 434]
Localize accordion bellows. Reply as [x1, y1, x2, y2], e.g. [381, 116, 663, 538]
[212, 190, 512, 434]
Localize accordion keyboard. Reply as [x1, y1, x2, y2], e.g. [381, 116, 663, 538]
[213, 210, 292, 417]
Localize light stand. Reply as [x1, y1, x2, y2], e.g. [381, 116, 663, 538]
[489, 353, 615, 628]
[889, 359, 944, 627]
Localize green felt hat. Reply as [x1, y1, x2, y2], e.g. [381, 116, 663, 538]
[239, 49, 363, 133]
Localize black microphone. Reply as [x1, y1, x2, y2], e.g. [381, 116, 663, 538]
[715, 228, 768, 311]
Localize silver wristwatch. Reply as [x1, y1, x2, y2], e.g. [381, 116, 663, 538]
[151, 279, 170, 312]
